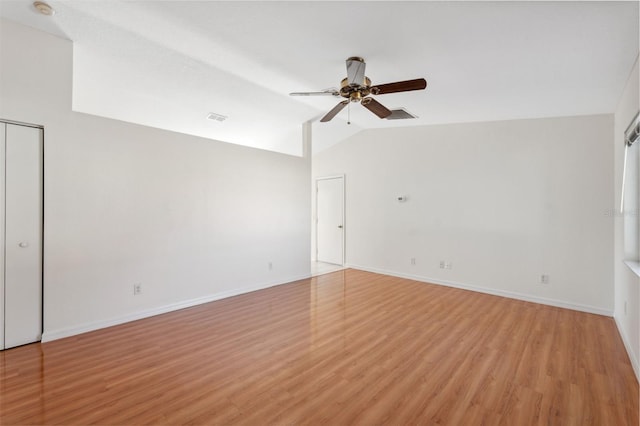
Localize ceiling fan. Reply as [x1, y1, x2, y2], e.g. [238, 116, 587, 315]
[290, 56, 427, 123]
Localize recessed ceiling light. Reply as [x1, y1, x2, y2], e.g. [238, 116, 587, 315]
[207, 112, 227, 122]
[33, 1, 55, 16]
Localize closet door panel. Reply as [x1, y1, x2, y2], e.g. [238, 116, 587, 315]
[4, 124, 42, 349]
[0, 123, 5, 350]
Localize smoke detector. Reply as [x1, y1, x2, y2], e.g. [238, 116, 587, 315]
[33, 1, 55, 16]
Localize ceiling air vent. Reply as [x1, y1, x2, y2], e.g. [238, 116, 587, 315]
[385, 108, 418, 120]
[206, 112, 228, 122]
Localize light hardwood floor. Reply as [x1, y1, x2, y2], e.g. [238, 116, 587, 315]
[1, 269, 638, 425]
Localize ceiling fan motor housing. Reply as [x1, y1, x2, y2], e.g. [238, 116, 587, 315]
[340, 77, 372, 102]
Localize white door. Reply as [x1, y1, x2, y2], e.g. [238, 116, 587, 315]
[0, 123, 5, 349]
[1, 123, 43, 350]
[316, 176, 344, 265]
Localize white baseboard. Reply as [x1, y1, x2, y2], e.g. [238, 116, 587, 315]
[41, 273, 311, 343]
[614, 314, 640, 383]
[346, 263, 613, 317]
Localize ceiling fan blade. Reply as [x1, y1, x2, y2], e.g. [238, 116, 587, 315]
[361, 97, 392, 119]
[346, 56, 366, 86]
[290, 90, 339, 97]
[371, 78, 427, 95]
[320, 100, 349, 122]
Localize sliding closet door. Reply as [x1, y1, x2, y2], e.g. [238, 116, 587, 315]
[3, 123, 43, 349]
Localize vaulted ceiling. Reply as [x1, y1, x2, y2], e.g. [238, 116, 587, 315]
[1, 1, 638, 155]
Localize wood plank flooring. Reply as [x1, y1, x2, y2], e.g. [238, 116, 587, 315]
[1, 269, 638, 425]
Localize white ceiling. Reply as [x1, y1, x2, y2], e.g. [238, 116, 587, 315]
[1, 1, 638, 156]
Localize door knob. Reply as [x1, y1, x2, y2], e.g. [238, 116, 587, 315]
[18, 242, 29, 248]
[338, 225, 343, 229]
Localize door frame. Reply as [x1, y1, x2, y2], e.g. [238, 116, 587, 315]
[315, 174, 345, 266]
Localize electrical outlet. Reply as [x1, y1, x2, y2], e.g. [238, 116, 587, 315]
[439, 261, 445, 269]
[411, 258, 416, 265]
[540, 274, 550, 284]
[445, 262, 452, 270]
[133, 283, 142, 295]
[268, 262, 273, 271]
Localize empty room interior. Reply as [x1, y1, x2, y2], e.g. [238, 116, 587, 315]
[1, 1, 639, 424]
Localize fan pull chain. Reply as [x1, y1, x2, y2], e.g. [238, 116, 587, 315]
[347, 101, 351, 125]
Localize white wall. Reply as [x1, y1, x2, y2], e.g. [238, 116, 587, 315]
[614, 56, 640, 380]
[0, 19, 311, 340]
[314, 115, 614, 315]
